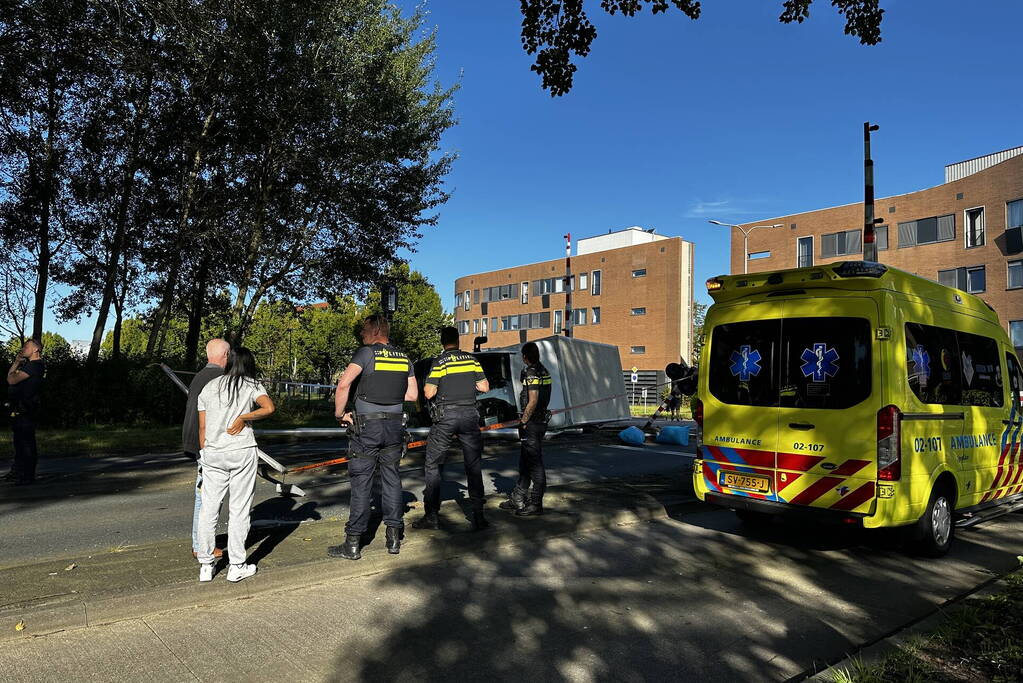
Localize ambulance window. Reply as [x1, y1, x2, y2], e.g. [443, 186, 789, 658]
[1006, 353, 1023, 408]
[779, 317, 872, 409]
[709, 320, 780, 407]
[905, 323, 963, 405]
[956, 331, 1003, 407]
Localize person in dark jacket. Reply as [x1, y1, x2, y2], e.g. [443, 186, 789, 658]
[412, 327, 490, 532]
[183, 338, 230, 558]
[328, 315, 417, 560]
[5, 339, 45, 486]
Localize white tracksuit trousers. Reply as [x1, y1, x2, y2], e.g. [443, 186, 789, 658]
[196, 446, 258, 565]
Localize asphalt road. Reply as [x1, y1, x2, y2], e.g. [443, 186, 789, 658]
[0, 428, 696, 566]
[1, 493, 1021, 682]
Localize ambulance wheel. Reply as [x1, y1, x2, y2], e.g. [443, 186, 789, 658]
[912, 485, 955, 558]
[735, 510, 773, 527]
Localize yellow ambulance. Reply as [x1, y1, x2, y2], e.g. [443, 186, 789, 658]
[692, 261, 1023, 556]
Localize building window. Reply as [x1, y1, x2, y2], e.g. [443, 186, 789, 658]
[490, 317, 497, 332]
[501, 312, 550, 331]
[472, 319, 479, 334]
[748, 251, 771, 261]
[938, 265, 986, 293]
[532, 277, 565, 295]
[457, 320, 470, 335]
[897, 214, 955, 248]
[965, 207, 985, 248]
[591, 270, 601, 295]
[820, 229, 862, 258]
[572, 308, 587, 326]
[521, 282, 528, 305]
[473, 289, 480, 305]
[455, 292, 464, 309]
[1008, 199, 1023, 255]
[632, 268, 647, 278]
[1009, 260, 1023, 290]
[630, 346, 645, 354]
[797, 236, 813, 268]
[481, 285, 515, 302]
[631, 307, 646, 316]
[481, 318, 488, 337]
[875, 225, 889, 251]
[554, 310, 563, 334]
[464, 290, 470, 311]
[579, 272, 588, 291]
[592, 307, 601, 325]
[1011, 320, 1023, 348]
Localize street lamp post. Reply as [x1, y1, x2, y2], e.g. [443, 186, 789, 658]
[708, 220, 783, 274]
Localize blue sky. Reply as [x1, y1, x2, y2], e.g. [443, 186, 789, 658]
[49, 0, 1023, 340]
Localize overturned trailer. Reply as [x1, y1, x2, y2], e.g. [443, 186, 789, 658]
[412, 335, 630, 429]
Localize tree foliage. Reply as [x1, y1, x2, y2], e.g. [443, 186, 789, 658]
[519, 0, 885, 95]
[0, 0, 456, 365]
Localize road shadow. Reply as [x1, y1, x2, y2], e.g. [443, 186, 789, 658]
[244, 498, 322, 566]
[324, 488, 1023, 682]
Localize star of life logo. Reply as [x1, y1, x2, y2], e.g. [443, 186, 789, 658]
[729, 345, 762, 382]
[800, 343, 839, 382]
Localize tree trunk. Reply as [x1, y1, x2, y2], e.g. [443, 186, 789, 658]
[145, 107, 216, 357]
[183, 258, 209, 369]
[86, 52, 156, 366]
[32, 76, 59, 341]
[112, 302, 123, 359]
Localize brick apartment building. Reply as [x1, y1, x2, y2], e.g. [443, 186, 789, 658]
[453, 227, 696, 379]
[732, 147, 1023, 349]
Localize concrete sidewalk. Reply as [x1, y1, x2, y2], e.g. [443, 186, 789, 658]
[0, 473, 695, 643]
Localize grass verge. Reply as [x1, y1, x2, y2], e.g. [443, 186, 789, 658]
[830, 571, 1023, 683]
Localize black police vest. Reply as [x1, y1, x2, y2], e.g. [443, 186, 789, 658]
[434, 350, 480, 405]
[356, 344, 411, 406]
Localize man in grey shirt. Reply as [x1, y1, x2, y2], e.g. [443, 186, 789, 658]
[182, 338, 230, 558]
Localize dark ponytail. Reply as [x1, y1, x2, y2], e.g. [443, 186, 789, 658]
[221, 346, 259, 405]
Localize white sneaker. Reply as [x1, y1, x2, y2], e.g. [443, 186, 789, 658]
[226, 563, 257, 583]
[199, 564, 214, 582]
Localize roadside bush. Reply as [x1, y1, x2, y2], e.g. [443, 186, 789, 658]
[0, 353, 186, 429]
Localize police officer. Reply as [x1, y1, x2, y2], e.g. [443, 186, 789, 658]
[412, 326, 490, 532]
[5, 338, 44, 486]
[328, 315, 417, 560]
[500, 341, 551, 516]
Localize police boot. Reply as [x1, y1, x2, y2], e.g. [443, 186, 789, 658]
[327, 534, 362, 560]
[516, 499, 544, 517]
[411, 512, 439, 530]
[385, 527, 402, 554]
[470, 509, 490, 531]
[498, 486, 528, 511]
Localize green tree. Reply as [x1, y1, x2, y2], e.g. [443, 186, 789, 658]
[296, 300, 361, 384]
[364, 264, 452, 361]
[218, 0, 456, 340]
[519, 0, 885, 96]
[691, 301, 707, 364]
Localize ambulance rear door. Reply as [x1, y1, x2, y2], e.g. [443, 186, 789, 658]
[773, 296, 880, 515]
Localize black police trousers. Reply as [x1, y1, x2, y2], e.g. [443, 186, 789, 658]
[423, 406, 484, 514]
[12, 413, 39, 482]
[517, 421, 547, 503]
[345, 416, 405, 536]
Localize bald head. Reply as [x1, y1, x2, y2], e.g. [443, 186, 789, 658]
[206, 338, 230, 367]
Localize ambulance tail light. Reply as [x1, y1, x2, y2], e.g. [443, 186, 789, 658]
[693, 397, 703, 428]
[877, 404, 902, 481]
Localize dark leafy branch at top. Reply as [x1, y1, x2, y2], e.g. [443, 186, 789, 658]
[520, 0, 884, 96]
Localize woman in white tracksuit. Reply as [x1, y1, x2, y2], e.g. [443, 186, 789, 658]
[196, 346, 275, 583]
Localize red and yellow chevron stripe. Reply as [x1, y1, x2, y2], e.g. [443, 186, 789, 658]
[700, 445, 876, 514]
